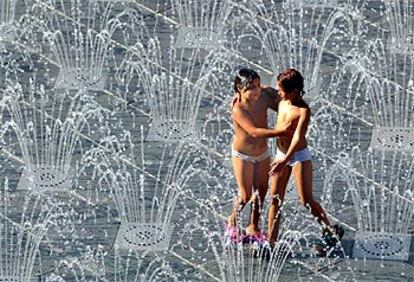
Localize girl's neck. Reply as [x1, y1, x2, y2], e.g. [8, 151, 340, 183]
[283, 95, 301, 104]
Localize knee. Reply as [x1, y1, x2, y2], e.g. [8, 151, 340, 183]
[269, 193, 283, 207]
[251, 191, 266, 209]
[238, 193, 252, 206]
[300, 198, 314, 209]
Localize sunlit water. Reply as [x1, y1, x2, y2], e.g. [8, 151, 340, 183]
[0, 0, 413, 281]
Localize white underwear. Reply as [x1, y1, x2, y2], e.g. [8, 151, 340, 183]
[232, 148, 271, 164]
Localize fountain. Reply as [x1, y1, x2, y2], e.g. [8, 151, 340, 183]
[328, 33, 414, 151]
[169, 197, 311, 282]
[347, 147, 414, 261]
[362, 42, 414, 152]
[350, 45, 414, 259]
[41, 245, 177, 280]
[0, 83, 107, 193]
[213, 230, 301, 282]
[119, 32, 220, 142]
[171, 0, 232, 50]
[368, 82, 414, 152]
[318, 36, 414, 261]
[0, 181, 58, 281]
[0, 0, 413, 280]
[0, 0, 17, 42]
[385, 0, 414, 54]
[82, 135, 202, 251]
[108, 249, 178, 281]
[30, 0, 120, 91]
[235, 0, 353, 98]
[288, 0, 339, 8]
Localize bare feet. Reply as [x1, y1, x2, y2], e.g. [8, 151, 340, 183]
[227, 214, 236, 227]
[246, 224, 261, 236]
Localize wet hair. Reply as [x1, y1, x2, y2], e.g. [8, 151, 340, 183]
[277, 68, 304, 96]
[234, 68, 260, 93]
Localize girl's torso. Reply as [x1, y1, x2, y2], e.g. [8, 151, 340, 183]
[275, 99, 308, 153]
[232, 94, 270, 156]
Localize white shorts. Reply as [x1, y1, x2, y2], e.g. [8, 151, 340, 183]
[275, 147, 312, 166]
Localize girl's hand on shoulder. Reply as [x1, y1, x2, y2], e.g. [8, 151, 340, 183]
[231, 93, 241, 109]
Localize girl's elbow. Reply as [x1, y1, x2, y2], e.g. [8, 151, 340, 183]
[249, 129, 260, 138]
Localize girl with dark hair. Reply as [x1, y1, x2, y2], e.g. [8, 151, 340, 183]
[226, 68, 292, 242]
[267, 68, 343, 256]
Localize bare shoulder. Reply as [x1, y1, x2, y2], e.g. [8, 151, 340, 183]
[232, 101, 242, 111]
[232, 103, 246, 116]
[299, 106, 310, 114]
[299, 107, 311, 121]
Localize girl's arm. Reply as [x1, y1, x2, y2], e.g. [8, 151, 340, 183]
[283, 108, 310, 160]
[232, 106, 290, 138]
[262, 86, 281, 112]
[269, 108, 310, 175]
[284, 108, 311, 161]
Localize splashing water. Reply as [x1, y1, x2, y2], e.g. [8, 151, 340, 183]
[288, 0, 339, 8]
[0, 180, 59, 280]
[385, 0, 414, 54]
[0, 0, 17, 41]
[0, 0, 413, 280]
[29, 0, 121, 91]
[215, 231, 302, 282]
[82, 134, 203, 251]
[340, 35, 414, 151]
[119, 29, 222, 142]
[0, 83, 107, 192]
[347, 147, 414, 235]
[348, 147, 414, 261]
[235, 0, 353, 98]
[171, 0, 232, 49]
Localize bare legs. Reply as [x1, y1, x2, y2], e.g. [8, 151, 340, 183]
[267, 165, 292, 246]
[268, 160, 331, 247]
[248, 157, 270, 234]
[228, 157, 332, 243]
[228, 156, 270, 235]
[293, 161, 331, 227]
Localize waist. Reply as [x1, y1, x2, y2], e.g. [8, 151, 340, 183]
[276, 147, 309, 155]
[232, 139, 268, 156]
[276, 139, 308, 153]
